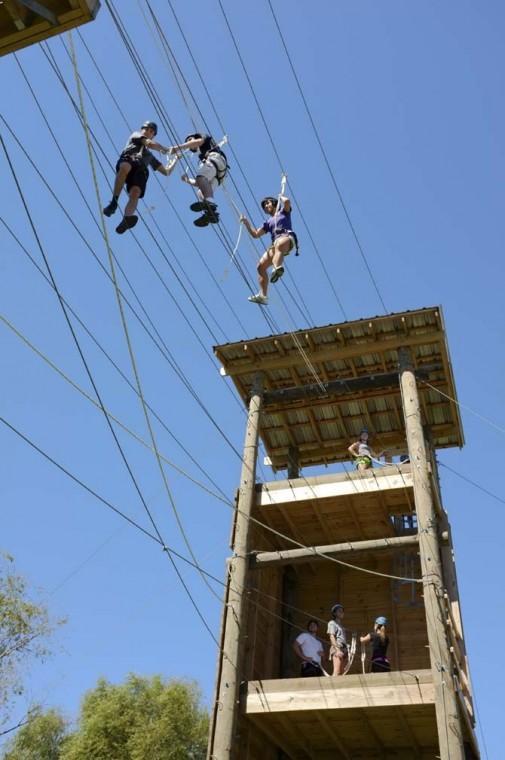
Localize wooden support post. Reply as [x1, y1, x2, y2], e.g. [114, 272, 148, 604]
[398, 348, 465, 760]
[280, 566, 297, 677]
[209, 374, 263, 760]
[287, 445, 299, 479]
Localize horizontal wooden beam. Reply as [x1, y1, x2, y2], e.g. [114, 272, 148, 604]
[262, 365, 441, 406]
[245, 670, 435, 714]
[251, 534, 419, 568]
[15, 0, 58, 24]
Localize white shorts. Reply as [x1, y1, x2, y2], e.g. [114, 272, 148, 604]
[197, 153, 227, 187]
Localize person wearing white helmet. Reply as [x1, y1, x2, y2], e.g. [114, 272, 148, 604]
[293, 619, 325, 677]
[103, 121, 177, 234]
[348, 428, 385, 472]
[360, 616, 390, 672]
[327, 603, 348, 676]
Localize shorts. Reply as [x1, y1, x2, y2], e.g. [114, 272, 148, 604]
[116, 156, 149, 198]
[301, 662, 323, 678]
[197, 153, 227, 187]
[330, 644, 348, 659]
[371, 657, 390, 673]
[355, 456, 372, 469]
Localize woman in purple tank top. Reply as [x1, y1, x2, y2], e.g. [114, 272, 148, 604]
[240, 195, 298, 305]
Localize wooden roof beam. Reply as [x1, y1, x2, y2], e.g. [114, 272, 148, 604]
[262, 365, 441, 407]
[15, 0, 57, 25]
[251, 534, 419, 568]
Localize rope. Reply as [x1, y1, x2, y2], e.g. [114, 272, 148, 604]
[343, 632, 358, 675]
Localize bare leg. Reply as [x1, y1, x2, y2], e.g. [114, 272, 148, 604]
[272, 236, 293, 268]
[257, 249, 274, 296]
[113, 162, 132, 198]
[332, 652, 347, 676]
[125, 186, 141, 217]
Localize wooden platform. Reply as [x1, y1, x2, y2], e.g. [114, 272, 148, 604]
[243, 671, 439, 759]
[0, 0, 100, 56]
[214, 307, 463, 471]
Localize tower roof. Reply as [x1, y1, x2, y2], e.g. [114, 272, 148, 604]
[214, 306, 463, 471]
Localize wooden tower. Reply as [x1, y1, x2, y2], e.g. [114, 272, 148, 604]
[0, 0, 100, 57]
[209, 306, 479, 760]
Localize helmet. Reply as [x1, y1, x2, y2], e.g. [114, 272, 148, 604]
[375, 616, 387, 626]
[331, 603, 344, 615]
[261, 196, 278, 211]
[185, 132, 203, 142]
[141, 121, 158, 135]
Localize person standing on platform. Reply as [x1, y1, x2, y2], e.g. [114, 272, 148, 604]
[360, 616, 390, 672]
[293, 619, 325, 677]
[327, 603, 348, 676]
[240, 194, 298, 305]
[348, 428, 385, 472]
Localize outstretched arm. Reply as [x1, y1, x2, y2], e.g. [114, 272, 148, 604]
[167, 136, 205, 154]
[240, 215, 265, 239]
[360, 633, 371, 644]
[156, 156, 180, 177]
[279, 194, 291, 213]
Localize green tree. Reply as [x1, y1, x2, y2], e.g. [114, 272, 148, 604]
[0, 554, 63, 726]
[2, 708, 68, 760]
[62, 675, 208, 760]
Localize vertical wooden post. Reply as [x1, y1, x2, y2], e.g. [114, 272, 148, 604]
[398, 348, 465, 760]
[287, 445, 300, 479]
[209, 374, 263, 760]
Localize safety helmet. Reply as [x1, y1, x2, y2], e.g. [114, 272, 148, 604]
[375, 616, 387, 626]
[331, 603, 344, 615]
[261, 196, 278, 211]
[141, 121, 158, 135]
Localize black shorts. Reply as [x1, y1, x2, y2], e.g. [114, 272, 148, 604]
[301, 662, 323, 678]
[371, 657, 390, 673]
[116, 156, 149, 198]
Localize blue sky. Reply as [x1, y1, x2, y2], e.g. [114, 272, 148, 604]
[1, 0, 504, 754]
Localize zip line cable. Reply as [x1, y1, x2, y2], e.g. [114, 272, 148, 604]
[68, 30, 223, 602]
[266, 0, 387, 314]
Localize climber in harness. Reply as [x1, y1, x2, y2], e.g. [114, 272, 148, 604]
[103, 121, 178, 234]
[327, 603, 348, 676]
[240, 194, 299, 305]
[167, 133, 227, 227]
[360, 616, 390, 672]
[348, 428, 386, 472]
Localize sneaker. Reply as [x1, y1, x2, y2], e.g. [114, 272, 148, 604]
[270, 265, 285, 284]
[103, 199, 118, 217]
[193, 210, 219, 227]
[115, 215, 138, 234]
[190, 200, 218, 213]
[248, 293, 268, 305]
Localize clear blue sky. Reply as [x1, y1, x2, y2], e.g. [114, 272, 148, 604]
[1, 0, 503, 754]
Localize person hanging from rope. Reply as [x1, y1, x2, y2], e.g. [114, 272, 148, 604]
[166, 133, 227, 227]
[240, 193, 298, 305]
[293, 619, 325, 677]
[327, 603, 348, 676]
[102, 121, 178, 234]
[348, 428, 385, 472]
[360, 616, 390, 673]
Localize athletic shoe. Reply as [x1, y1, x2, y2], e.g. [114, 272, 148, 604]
[190, 200, 218, 213]
[248, 293, 268, 305]
[270, 265, 285, 284]
[103, 199, 118, 217]
[115, 215, 138, 234]
[193, 210, 219, 227]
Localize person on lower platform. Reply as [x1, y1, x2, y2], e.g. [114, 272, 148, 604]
[167, 133, 227, 227]
[240, 195, 299, 305]
[327, 603, 348, 676]
[360, 616, 390, 672]
[293, 619, 325, 677]
[103, 121, 177, 234]
[348, 428, 385, 472]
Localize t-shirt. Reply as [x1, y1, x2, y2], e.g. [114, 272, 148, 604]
[358, 442, 372, 458]
[327, 620, 347, 648]
[120, 132, 161, 172]
[295, 632, 322, 664]
[370, 632, 389, 659]
[262, 207, 294, 243]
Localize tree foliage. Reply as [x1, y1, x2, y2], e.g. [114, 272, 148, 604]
[2, 709, 68, 760]
[2, 676, 209, 760]
[0, 553, 62, 726]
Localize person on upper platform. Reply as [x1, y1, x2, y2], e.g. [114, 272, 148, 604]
[293, 619, 325, 677]
[240, 195, 299, 305]
[167, 133, 228, 227]
[103, 121, 177, 234]
[360, 616, 390, 672]
[348, 428, 385, 472]
[327, 603, 348, 676]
